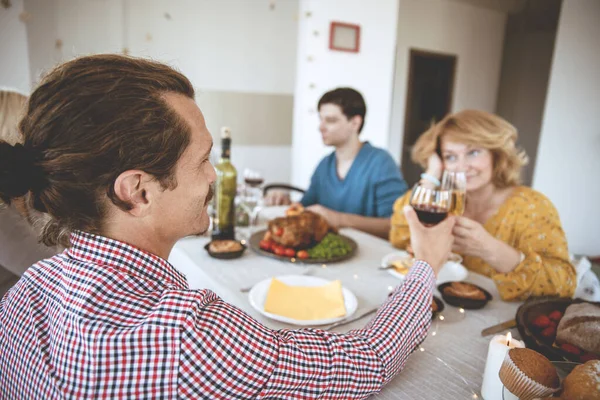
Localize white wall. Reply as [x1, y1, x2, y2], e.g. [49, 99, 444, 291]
[22, 0, 298, 185]
[533, 0, 600, 256]
[125, 0, 298, 95]
[0, 0, 31, 92]
[26, 0, 299, 94]
[291, 0, 400, 188]
[389, 0, 507, 164]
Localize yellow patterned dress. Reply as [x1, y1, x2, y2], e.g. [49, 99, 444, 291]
[390, 186, 576, 301]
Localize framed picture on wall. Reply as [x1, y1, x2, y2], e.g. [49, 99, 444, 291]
[329, 22, 360, 53]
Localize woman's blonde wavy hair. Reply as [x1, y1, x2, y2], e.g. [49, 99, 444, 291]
[411, 110, 528, 188]
[0, 90, 27, 145]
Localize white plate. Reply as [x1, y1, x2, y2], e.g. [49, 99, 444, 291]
[248, 275, 358, 326]
[382, 251, 468, 284]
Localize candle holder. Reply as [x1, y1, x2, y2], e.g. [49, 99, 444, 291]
[481, 332, 524, 400]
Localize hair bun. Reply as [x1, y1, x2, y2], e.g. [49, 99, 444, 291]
[0, 142, 41, 204]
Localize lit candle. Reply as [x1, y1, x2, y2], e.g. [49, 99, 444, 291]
[480, 332, 525, 400]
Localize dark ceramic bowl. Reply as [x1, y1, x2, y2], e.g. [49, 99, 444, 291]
[432, 295, 445, 318]
[204, 241, 247, 260]
[515, 296, 600, 363]
[438, 282, 492, 309]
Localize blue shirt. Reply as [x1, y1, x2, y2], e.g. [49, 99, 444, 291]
[301, 142, 408, 218]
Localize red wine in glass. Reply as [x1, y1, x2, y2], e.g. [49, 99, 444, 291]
[412, 204, 449, 225]
[244, 177, 264, 187]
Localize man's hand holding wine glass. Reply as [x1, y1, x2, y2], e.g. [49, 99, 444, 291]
[403, 205, 455, 276]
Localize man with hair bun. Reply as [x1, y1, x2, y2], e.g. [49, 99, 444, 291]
[0, 54, 454, 399]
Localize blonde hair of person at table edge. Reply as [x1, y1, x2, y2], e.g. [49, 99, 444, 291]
[390, 110, 576, 301]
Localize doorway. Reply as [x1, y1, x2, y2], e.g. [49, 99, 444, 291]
[401, 49, 456, 186]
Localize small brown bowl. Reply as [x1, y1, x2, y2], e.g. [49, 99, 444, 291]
[204, 241, 247, 260]
[438, 282, 492, 309]
[432, 296, 445, 317]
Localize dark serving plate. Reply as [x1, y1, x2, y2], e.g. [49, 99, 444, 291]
[516, 296, 600, 362]
[204, 241, 247, 260]
[438, 282, 492, 309]
[432, 296, 445, 318]
[248, 229, 358, 265]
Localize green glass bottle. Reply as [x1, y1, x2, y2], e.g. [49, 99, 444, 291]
[212, 127, 237, 240]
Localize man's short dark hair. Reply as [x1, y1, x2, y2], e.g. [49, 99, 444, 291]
[317, 87, 367, 133]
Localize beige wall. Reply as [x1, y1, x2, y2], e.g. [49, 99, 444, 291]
[495, 19, 558, 186]
[197, 91, 293, 146]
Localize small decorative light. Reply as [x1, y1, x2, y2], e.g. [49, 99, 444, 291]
[419, 347, 425, 352]
[19, 11, 31, 22]
[472, 394, 479, 399]
[240, 240, 247, 245]
[439, 315, 445, 321]
[321, 264, 327, 269]
[387, 286, 393, 291]
[432, 331, 436, 336]
[459, 308, 465, 314]
[290, 258, 296, 263]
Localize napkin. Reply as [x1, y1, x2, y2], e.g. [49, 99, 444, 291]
[264, 278, 347, 320]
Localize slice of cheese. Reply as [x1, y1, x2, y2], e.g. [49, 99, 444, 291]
[264, 278, 347, 321]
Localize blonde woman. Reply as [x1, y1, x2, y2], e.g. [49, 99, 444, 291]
[0, 89, 57, 276]
[390, 110, 576, 301]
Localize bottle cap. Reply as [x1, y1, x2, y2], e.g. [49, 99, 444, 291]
[220, 126, 231, 139]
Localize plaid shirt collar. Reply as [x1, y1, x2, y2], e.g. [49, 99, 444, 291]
[67, 230, 188, 289]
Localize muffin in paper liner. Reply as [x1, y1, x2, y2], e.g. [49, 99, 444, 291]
[499, 351, 559, 400]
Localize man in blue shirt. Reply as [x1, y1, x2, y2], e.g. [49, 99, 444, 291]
[270, 88, 408, 238]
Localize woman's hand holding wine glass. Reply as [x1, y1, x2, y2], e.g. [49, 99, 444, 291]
[441, 170, 466, 216]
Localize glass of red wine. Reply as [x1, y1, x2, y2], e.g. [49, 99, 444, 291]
[409, 184, 451, 226]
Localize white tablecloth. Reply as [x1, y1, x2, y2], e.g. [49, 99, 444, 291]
[169, 207, 522, 399]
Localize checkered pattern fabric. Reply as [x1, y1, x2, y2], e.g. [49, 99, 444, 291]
[0, 231, 434, 399]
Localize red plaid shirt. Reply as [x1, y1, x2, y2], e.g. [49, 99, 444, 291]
[0, 231, 434, 399]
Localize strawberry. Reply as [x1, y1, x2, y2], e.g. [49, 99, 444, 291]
[548, 310, 563, 322]
[540, 326, 556, 339]
[532, 315, 551, 329]
[580, 352, 599, 363]
[560, 343, 582, 355]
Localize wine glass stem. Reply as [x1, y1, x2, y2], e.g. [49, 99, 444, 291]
[248, 208, 261, 237]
